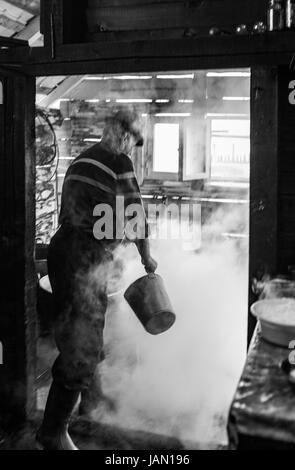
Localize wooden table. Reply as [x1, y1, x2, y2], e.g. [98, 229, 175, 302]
[228, 327, 295, 450]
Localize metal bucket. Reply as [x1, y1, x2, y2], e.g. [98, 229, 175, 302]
[124, 273, 176, 335]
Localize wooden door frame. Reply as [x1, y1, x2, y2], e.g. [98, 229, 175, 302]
[0, 44, 282, 426]
[0, 69, 36, 430]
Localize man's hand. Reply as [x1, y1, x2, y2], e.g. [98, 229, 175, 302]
[142, 256, 158, 274]
[135, 238, 157, 273]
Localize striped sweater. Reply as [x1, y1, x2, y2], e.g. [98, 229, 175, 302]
[59, 143, 148, 244]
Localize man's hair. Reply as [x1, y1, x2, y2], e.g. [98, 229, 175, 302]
[105, 108, 144, 147]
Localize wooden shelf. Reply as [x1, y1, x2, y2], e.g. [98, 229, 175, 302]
[1, 31, 295, 75]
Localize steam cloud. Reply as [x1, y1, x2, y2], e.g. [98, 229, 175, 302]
[89, 206, 248, 449]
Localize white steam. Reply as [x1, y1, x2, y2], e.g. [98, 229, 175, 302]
[92, 206, 248, 449]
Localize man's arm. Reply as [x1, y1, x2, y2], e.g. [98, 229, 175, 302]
[135, 238, 158, 274]
[118, 156, 158, 273]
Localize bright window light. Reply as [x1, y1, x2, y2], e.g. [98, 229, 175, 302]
[155, 113, 191, 117]
[116, 99, 153, 103]
[153, 123, 180, 173]
[207, 72, 250, 77]
[222, 97, 250, 101]
[156, 74, 194, 79]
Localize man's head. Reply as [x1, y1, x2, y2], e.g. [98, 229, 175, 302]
[102, 108, 144, 156]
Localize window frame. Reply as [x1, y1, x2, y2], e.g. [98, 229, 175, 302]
[206, 115, 251, 183]
[144, 115, 184, 182]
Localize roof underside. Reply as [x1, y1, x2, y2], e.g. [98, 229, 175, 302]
[0, 0, 40, 40]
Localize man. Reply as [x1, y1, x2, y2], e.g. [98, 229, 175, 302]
[36, 109, 158, 451]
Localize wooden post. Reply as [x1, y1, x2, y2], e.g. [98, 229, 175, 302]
[40, 0, 87, 49]
[248, 66, 279, 344]
[0, 72, 36, 430]
[277, 67, 295, 273]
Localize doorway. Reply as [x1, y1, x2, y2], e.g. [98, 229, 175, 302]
[34, 68, 250, 449]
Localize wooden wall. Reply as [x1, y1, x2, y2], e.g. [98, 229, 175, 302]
[0, 72, 36, 429]
[87, 0, 268, 42]
[277, 68, 295, 273]
[41, 0, 269, 45]
[248, 66, 295, 341]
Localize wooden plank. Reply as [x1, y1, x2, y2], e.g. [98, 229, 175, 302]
[0, 36, 28, 47]
[89, 28, 195, 42]
[1, 31, 295, 70]
[32, 32, 295, 63]
[0, 14, 26, 33]
[229, 327, 295, 449]
[21, 53, 292, 77]
[6, 0, 40, 15]
[62, 0, 87, 44]
[86, 0, 267, 32]
[277, 67, 295, 272]
[0, 73, 37, 428]
[15, 15, 40, 41]
[41, 0, 88, 47]
[248, 66, 278, 344]
[88, 0, 197, 5]
[37, 75, 85, 107]
[40, 0, 53, 47]
[24, 75, 37, 420]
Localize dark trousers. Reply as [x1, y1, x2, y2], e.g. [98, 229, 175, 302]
[47, 225, 110, 391]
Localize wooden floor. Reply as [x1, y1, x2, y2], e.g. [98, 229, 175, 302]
[0, 416, 222, 450]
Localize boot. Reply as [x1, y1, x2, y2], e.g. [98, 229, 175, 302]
[36, 380, 80, 450]
[79, 369, 116, 419]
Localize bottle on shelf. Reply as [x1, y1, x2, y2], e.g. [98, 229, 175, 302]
[267, 0, 285, 31]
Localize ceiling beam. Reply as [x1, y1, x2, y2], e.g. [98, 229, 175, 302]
[14, 15, 40, 43]
[5, 0, 39, 15]
[0, 13, 25, 33]
[37, 75, 87, 108]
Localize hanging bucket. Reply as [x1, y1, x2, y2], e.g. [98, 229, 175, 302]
[124, 273, 176, 335]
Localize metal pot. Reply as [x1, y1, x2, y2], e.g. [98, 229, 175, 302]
[124, 273, 176, 335]
[252, 277, 295, 299]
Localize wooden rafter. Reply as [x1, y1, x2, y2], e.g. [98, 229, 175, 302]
[0, 13, 25, 33]
[5, 0, 39, 15]
[37, 75, 87, 108]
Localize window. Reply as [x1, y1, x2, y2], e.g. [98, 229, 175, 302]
[183, 117, 208, 180]
[139, 68, 250, 185]
[209, 119, 250, 181]
[145, 117, 183, 181]
[153, 123, 180, 173]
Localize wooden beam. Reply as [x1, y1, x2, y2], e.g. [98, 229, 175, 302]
[0, 36, 27, 47]
[86, 0, 266, 32]
[0, 32, 294, 75]
[33, 33, 295, 62]
[5, 0, 39, 15]
[248, 66, 279, 344]
[0, 13, 25, 33]
[0, 72, 36, 429]
[277, 68, 295, 273]
[40, 0, 87, 48]
[15, 15, 40, 41]
[22, 53, 294, 77]
[37, 75, 86, 108]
